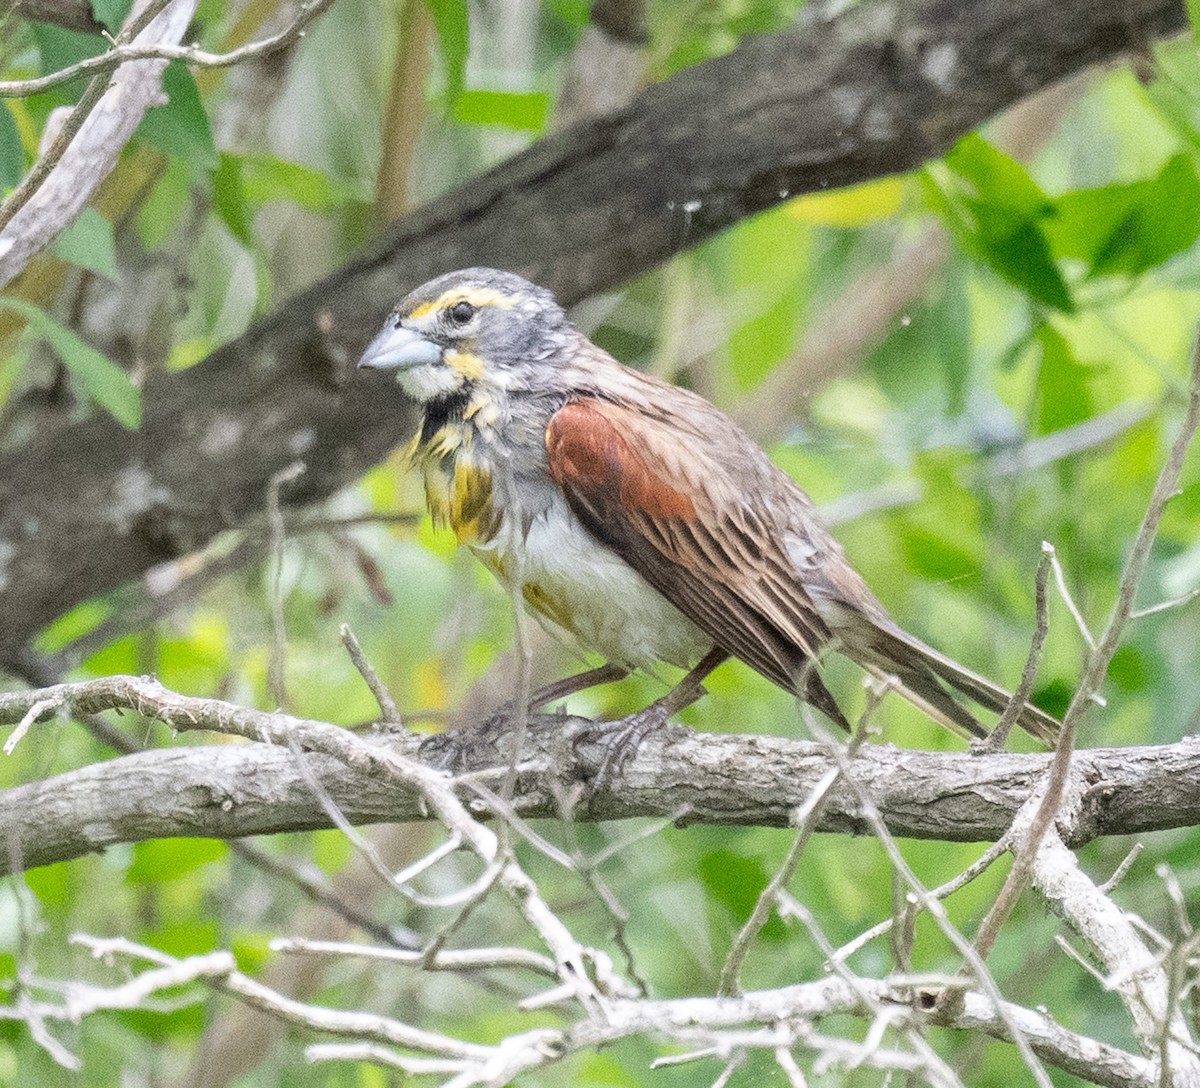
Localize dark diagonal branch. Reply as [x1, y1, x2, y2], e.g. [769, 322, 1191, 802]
[0, 0, 1185, 663]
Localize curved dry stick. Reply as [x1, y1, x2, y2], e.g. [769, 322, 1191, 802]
[0, 0, 196, 286]
[0, 0, 338, 98]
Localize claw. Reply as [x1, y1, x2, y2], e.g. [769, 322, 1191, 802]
[419, 710, 573, 772]
[418, 728, 502, 772]
[573, 701, 678, 792]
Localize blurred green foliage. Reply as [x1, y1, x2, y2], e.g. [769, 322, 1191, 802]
[2, 0, 1200, 1085]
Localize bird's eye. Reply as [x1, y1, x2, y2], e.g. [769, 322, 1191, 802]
[447, 301, 476, 326]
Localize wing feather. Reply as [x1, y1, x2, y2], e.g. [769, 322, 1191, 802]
[545, 397, 833, 699]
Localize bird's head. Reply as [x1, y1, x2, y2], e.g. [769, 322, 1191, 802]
[357, 267, 572, 404]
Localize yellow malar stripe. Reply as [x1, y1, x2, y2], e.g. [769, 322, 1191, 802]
[445, 350, 484, 381]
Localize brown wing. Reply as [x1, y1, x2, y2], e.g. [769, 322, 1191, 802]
[545, 397, 848, 724]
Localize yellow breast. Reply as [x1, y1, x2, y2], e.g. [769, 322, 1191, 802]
[415, 417, 499, 546]
[424, 460, 496, 544]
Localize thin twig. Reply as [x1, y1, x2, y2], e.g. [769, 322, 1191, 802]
[976, 336, 1200, 973]
[340, 624, 403, 726]
[717, 667, 876, 995]
[228, 842, 415, 949]
[1099, 843, 1144, 895]
[718, 765, 843, 996]
[71, 934, 494, 1059]
[1062, 323, 1200, 727]
[1046, 544, 1098, 651]
[829, 836, 1012, 965]
[0, 0, 175, 232]
[1130, 588, 1200, 620]
[777, 889, 964, 1088]
[972, 723, 1073, 960]
[270, 937, 557, 978]
[0, 0, 340, 97]
[978, 544, 1052, 753]
[805, 714, 1054, 1088]
[2, 696, 58, 755]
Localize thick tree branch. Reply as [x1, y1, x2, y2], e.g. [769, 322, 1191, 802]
[0, 675, 1197, 875]
[0, 0, 1184, 663]
[12, 0, 103, 33]
[1020, 774, 1200, 1081]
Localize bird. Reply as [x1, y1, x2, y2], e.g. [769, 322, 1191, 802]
[357, 267, 1059, 764]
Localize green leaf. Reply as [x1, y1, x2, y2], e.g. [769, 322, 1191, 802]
[33, 597, 111, 653]
[357, 1063, 391, 1088]
[137, 154, 192, 250]
[1047, 155, 1200, 278]
[1190, 0, 1200, 44]
[119, 920, 215, 1040]
[720, 205, 809, 391]
[0, 298, 141, 427]
[120, 1002, 206, 1041]
[92, 0, 133, 33]
[31, 24, 104, 88]
[937, 134, 1073, 312]
[25, 861, 71, 906]
[698, 850, 786, 941]
[230, 930, 273, 975]
[897, 524, 977, 583]
[136, 61, 217, 167]
[1161, 479, 1200, 541]
[1035, 323, 1092, 435]
[972, 216, 1073, 312]
[1108, 646, 1150, 692]
[145, 919, 220, 958]
[944, 133, 1051, 219]
[212, 152, 251, 245]
[544, 0, 590, 28]
[237, 153, 359, 211]
[454, 90, 549, 132]
[868, 264, 971, 414]
[51, 208, 118, 279]
[0, 103, 24, 190]
[127, 838, 228, 884]
[423, 0, 468, 105]
[312, 828, 352, 874]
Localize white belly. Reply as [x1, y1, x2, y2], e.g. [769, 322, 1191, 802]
[470, 495, 711, 671]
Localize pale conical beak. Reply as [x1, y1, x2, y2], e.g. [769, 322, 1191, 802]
[357, 324, 443, 371]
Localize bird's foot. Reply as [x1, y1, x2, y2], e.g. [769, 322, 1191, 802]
[419, 710, 570, 773]
[418, 724, 506, 773]
[570, 700, 680, 792]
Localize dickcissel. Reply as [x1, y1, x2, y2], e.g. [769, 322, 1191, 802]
[358, 268, 1058, 755]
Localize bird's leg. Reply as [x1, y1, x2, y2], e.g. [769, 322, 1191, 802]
[582, 647, 730, 787]
[487, 661, 631, 723]
[419, 662, 630, 770]
[528, 661, 631, 709]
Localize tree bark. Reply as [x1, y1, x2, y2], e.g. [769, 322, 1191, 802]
[13, 0, 103, 33]
[0, 0, 1184, 662]
[3, 703, 1198, 874]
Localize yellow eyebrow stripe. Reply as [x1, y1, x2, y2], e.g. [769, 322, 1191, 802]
[407, 287, 518, 321]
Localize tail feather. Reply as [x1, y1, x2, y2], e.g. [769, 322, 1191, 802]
[857, 622, 1060, 746]
[863, 665, 989, 740]
[802, 668, 853, 733]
